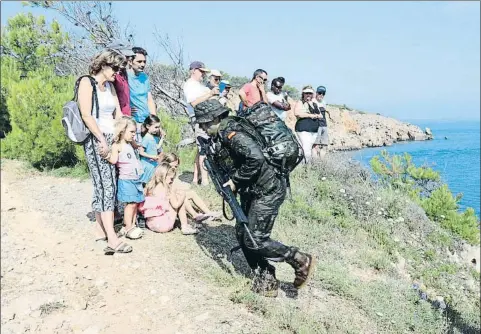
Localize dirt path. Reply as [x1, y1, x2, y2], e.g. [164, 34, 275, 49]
[1, 161, 267, 334]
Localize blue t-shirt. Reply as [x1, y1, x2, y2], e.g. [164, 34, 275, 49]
[128, 71, 151, 123]
[141, 133, 161, 166]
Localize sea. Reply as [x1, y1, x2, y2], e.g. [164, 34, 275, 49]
[348, 120, 480, 218]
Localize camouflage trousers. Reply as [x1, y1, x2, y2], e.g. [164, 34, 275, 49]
[237, 176, 295, 271]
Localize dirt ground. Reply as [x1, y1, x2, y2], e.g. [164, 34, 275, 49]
[0, 161, 269, 334]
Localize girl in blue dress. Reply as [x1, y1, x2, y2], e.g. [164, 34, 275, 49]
[139, 115, 165, 183]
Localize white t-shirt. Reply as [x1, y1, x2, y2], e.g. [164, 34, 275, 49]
[315, 98, 327, 108]
[267, 91, 288, 121]
[182, 78, 210, 116]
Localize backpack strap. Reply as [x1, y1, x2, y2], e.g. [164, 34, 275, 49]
[73, 75, 99, 119]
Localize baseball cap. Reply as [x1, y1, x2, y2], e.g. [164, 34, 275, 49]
[106, 39, 135, 57]
[316, 86, 327, 94]
[220, 80, 231, 87]
[210, 69, 222, 77]
[189, 61, 210, 72]
[302, 86, 315, 94]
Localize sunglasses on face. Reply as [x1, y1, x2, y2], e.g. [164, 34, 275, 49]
[213, 77, 220, 82]
[258, 76, 267, 83]
[109, 64, 121, 72]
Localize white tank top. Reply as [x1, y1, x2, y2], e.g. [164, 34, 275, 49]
[95, 82, 117, 134]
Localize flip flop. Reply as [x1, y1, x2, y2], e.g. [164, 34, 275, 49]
[104, 242, 133, 255]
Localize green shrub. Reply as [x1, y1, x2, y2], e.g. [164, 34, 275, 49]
[2, 67, 79, 169]
[371, 151, 480, 245]
[421, 186, 479, 244]
[157, 108, 196, 170]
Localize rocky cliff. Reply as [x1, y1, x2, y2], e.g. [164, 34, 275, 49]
[177, 93, 433, 152]
[282, 102, 433, 151]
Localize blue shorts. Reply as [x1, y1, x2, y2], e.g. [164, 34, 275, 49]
[117, 179, 145, 203]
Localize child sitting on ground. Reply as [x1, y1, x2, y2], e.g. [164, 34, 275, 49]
[139, 163, 199, 235]
[160, 153, 221, 222]
[106, 117, 144, 244]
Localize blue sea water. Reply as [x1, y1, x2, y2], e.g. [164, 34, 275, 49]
[350, 120, 480, 218]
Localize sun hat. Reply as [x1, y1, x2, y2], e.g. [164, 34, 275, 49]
[302, 85, 315, 94]
[209, 69, 222, 77]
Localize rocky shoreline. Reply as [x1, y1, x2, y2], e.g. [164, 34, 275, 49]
[283, 104, 433, 152]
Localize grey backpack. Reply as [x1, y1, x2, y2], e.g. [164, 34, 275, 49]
[61, 75, 99, 144]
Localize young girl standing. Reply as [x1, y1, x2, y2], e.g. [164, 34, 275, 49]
[106, 117, 145, 245]
[139, 115, 165, 183]
[139, 164, 199, 235]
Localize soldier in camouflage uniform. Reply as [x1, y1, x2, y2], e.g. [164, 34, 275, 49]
[194, 100, 315, 297]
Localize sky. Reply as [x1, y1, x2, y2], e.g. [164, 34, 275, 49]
[1, 1, 480, 121]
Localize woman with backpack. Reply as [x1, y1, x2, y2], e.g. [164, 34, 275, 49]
[77, 49, 132, 254]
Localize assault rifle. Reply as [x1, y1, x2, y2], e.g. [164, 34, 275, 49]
[196, 136, 258, 250]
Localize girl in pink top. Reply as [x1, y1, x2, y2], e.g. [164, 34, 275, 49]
[106, 117, 144, 240]
[139, 164, 199, 235]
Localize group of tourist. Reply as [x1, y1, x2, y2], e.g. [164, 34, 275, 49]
[77, 44, 220, 254]
[75, 39, 318, 295]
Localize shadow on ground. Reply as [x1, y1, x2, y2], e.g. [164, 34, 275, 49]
[194, 223, 299, 299]
[194, 223, 252, 278]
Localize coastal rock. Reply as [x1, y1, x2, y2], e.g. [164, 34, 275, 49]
[174, 92, 434, 152]
[283, 103, 433, 151]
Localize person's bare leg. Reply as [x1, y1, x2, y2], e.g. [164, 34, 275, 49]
[178, 203, 189, 229]
[193, 150, 200, 184]
[94, 213, 107, 240]
[185, 190, 210, 213]
[199, 155, 209, 186]
[123, 203, 135, 231]
[101, 211, 122, 248]
[311, 145, 320, 161]
[320, 146, 327, 159]
[184, 200, 199, 218]
[131, 204, 138, 228]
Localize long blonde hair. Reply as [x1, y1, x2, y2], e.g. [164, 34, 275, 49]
[144, 163, 176, 196]
[113, 116, 136, 144]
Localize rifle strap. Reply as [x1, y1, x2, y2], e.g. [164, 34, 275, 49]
[222, 199, 234, 221]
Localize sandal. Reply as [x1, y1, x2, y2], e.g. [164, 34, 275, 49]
[206, 211, 222, 221]
[181, 225, 199, 235]
[104, 242, 133, 255]
[117, 227, 126, 238]
[194, 213, 211, 223]
[125, 226, 143, 240]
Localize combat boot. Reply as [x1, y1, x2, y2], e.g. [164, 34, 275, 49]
[285, 248, 315, 288]
[251, 264, 279, 298]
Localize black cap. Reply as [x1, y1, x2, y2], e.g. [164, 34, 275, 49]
[316, 86, 327, 94]
[189, 61, 210, 72]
